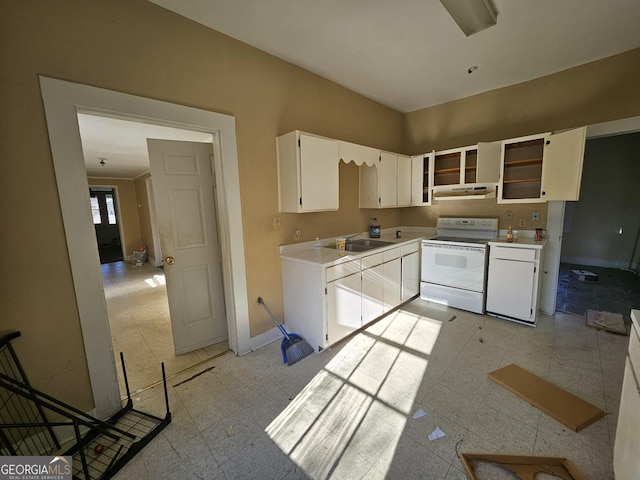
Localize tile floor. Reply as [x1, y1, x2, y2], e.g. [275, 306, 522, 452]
[112, 299, 629, 480]
[102, 261, 229, 395]
[557, 262, 640, 323]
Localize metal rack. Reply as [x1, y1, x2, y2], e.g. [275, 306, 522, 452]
[0, 331, 171, 479]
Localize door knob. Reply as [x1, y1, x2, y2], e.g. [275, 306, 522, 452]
[164, 256, 175, 265]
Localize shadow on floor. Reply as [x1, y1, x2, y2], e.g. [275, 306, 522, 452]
[557, 262, 640, 323]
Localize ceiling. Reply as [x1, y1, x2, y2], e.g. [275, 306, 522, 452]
[82, 1, 640, 179]
[79, 114, 212, 178]
[148, 0, 640, 113]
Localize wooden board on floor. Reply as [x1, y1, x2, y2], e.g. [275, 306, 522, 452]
[459, 453, 587, 480]
[488, 363, 605, 432]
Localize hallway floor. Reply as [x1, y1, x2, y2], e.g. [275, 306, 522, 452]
[103, 261, 229, 395]
[112, 300, 629, 480]
[557, 262, 640, 323]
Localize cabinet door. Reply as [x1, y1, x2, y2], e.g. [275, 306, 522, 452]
[397, 155, 412, 207]
[433, 148, 462, 186]
[379, 151, 397, 208]
[383, 257, 402, 312]
[326, 272, 362, 345]
[401, 251, 420, 301]
[475, 142, 501, 183]
[411, 152, 433, 206]
[299, 133, 340, 212]
[362, 263, 384, 325]
[486, 257, 536, 321]
[614, 357, 640, 479]
[540, 127, 586, 201]
[497, 133, 548, 204]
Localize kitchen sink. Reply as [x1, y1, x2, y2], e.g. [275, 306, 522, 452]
[343, 239, 394, 252]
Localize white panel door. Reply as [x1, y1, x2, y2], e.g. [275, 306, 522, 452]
[147, 139, 227, 355]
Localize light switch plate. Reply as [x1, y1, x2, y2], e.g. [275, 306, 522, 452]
[519, 218, 526, 227]
[506, 211, 513, 221]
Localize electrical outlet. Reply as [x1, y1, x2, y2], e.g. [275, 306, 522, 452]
[532, 211, 540, 221]
[506, 211, 513, 221]
[519, 218, 526, 227]
[294, 229, 301, 240]
[272, 217, 280, 230]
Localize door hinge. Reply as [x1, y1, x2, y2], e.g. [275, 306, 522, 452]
[531, 308, 533, 315]
[325, 287, 327, 295]
[325, 334, 328, 341]
[546, 140, 550, 145]
[534, 266, 536, 273]
[299, 197, 302, 205]
[378, 197, 381, 204]
[298, 138, 301, 147]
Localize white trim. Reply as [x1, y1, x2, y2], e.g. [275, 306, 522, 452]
[250, 326, 284, 352]
[145, 177, 163, 268]
[39, 77, 250, 418]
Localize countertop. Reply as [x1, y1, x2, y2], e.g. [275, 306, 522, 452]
[280, 227, 434, 266]
[489, 237, 547, 249]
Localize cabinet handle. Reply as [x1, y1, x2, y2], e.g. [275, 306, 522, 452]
[541, 191, 546, 196]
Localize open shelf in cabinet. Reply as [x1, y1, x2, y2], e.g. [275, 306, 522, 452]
[465, 149, 478, 183]
[502, 138, 544, 200]
[434, 152, 461, 186]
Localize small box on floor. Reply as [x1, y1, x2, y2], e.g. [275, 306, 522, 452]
[571, 269, 599, 282]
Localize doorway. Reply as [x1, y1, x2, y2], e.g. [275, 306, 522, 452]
[40, 76, 250, 418]
[79, 114, 231, 394]
[90, 187, 124, 264]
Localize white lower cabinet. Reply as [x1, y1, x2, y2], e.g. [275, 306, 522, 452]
[281, 240, 421, 351]
[401, 250, 420, 300]
[486, 243, 544, 324]
[362, 253, 384, 325]
[614, 310, 640, 480]
[326, 271, 362, 346]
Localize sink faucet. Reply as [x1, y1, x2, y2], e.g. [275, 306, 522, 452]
[345, 233, 361, 243]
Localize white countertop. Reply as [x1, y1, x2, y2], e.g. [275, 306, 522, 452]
[280, 226, 433, 266]
[489, 237, 547, 249]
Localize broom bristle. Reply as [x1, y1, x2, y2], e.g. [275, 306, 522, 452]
[285, 338, 314, 365]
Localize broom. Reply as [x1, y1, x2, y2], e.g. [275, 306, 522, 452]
[258, 297, 314, 365]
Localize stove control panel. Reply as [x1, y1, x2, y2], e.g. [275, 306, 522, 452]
[437, 217, 498, 232]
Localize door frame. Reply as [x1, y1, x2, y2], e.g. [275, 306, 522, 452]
[40, 76, 250, 418]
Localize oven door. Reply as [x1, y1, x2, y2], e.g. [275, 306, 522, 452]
[421, 242, 487, 292]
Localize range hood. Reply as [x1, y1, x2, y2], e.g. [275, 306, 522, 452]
[432, 184, 497, 201]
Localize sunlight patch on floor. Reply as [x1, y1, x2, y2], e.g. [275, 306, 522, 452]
[144, 274, 166, 288]
[266, 308, 442, 479]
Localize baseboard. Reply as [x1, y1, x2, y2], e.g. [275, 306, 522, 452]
[249, 326, 282, 352]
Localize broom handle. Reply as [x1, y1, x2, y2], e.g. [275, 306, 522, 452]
[258, 297, 290, 340]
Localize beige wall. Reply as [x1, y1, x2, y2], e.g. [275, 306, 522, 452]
[0, 0, 402, 408]
[399, 48, 640, 230]
[88, 178, 142, 258]
[1, 0, 640, 410]
[134, 174, 155, 263]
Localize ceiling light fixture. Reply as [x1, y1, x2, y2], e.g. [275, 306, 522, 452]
[98, 157, 107, 167]
[440, 0, 498, 36]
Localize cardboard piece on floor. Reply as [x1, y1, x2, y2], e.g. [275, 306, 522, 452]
[586, 309, 628, 335]
[459, 453, 587, 480]
[488, 364, 605, 432]
[571, 269, 599, 282]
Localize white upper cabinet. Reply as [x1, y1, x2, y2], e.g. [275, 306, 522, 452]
[540, 127, 586, 201]
[277, 131, 340, 212]
[497, 126, 586, 204]
[411, 151, 433, 206]
[360, 151, 412, 208]
[338, 140, 379, 167]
